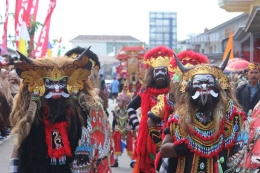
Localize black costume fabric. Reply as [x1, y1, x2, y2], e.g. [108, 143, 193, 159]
[18, 108, 83, 173]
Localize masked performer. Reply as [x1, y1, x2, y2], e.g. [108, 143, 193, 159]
[160, 50, 246, 173]
[65, 47, 114, 172]
[9, 49, 94, 173]
[111, 81, 134, 167]
[65, 46, 109, 117]
[127, 46, 173, 173]
[152, 50, 209, 172]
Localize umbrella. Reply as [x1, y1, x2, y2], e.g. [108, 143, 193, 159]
[227, 58, 248, 65]
[226, 59, 249, 72]
[0, 44, 8, 55]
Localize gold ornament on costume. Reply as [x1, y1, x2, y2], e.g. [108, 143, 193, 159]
[144, 56, 172, 68]
[248, 63, 260, 70]
[67, 53, 96, 69]
[179, 64, 229, 93]
[150, 94, 165, 119]
[17, 52, 91, 99]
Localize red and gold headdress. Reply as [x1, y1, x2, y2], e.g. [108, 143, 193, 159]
[16, 49, 92, 100]
[143, 46, 173, 69]
[168, 50, 209, 83]
[248, 62, 260, 71]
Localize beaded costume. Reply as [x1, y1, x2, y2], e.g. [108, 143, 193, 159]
[161, 50, 246, 173]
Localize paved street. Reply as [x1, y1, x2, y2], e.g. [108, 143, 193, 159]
[0, 99, 132, 173]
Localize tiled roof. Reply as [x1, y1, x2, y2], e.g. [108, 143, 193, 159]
[71, 35, 142, 42]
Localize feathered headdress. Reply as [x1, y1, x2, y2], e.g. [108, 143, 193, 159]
[168, 50, 209, 78]
[143, 46, 173, 69]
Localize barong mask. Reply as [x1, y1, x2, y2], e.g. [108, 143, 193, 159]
[174, 50, 231, 110]
[189, 74, 220, 109]
[15, 48, 93, 101]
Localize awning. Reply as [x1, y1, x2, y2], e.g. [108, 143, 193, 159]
[245, 7, 260, 33]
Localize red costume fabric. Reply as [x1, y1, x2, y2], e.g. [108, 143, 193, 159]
[133, 87, 169, 173]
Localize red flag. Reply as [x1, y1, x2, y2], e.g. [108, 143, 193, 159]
[15, 0, 31, 48]
[1, 0, 9, 49]
[24, 0, 40, 25]
[34, 0, 56, 58]
[32, 0, 39, 21]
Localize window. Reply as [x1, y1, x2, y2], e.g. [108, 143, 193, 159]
[156, 34, 163, 40]
[156, 19, 163, 25]
[163, 20, 169, 25]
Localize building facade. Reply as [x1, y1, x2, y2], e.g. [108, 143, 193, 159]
[149, 12, 177, 50]
[218, 0, 260, 63]
[70, 35, 145, 79]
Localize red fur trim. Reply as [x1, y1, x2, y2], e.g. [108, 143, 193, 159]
[136, 87, 169, 157]
[43, 107, 72, 159]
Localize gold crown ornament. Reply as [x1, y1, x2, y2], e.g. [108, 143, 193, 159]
[248, 63, 260, 71]
[143, 46, 174, 68]
[179, 64, 229, 93]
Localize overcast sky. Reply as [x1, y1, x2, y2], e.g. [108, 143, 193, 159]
[0, 0, 242, 53]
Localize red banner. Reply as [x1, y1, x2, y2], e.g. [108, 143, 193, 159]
[34, 0, 56, 58]
[24, 0, 39, 25]
[15, 0, 29, 48]
[1, 0, 9, 49]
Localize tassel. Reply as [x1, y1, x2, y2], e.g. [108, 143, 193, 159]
[214, 157, 224, 173]
[217, 157, 224, 173]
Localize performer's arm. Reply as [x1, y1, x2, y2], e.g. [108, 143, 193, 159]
[127, 95, 141, 130]
[10, 144, 19, 173]
[160, 128, 190, 158]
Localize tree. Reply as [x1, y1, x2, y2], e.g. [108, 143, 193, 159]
[27, 20, 43, 57]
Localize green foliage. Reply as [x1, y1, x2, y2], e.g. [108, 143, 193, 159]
[29, 21, 43, 35]
[52, 39, 59, 46]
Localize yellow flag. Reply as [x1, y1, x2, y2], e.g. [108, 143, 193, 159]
[47, 49, 52, 57]
[18, 21, 30, 55]
[222, 32, 234, 61]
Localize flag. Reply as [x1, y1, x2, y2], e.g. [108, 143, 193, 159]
[57, 37, 62, 56]
[1, 0, 9, 49]
[222, 32, 234, 61]
[18, 21, 30, 55]
[34, 0, 56, 58]
[15, 0, 24, 48]
[47, 41, 53, 57]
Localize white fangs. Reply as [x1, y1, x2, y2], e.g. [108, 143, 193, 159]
[61, 91, 70, 98]
[192, 91, 200, 99]
[44, 91, 70, 99]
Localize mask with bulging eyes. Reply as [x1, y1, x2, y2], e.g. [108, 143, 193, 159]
[189, 74, 220, 109]
[44, 78, 70, 99]
[153, 66, 168, 86]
